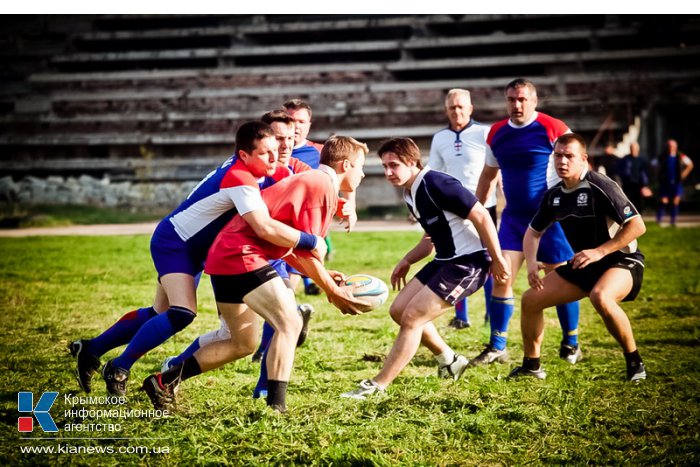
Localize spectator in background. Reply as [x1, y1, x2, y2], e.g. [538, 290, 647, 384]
[597, 143, 620, 183]
[655, 139, 694, 226]
[617, 142, 653, 213]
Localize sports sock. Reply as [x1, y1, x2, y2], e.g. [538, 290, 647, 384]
[112, 306, 195, 370]
[656, 203, 666, 223]
[523, 357, 541, 371]
[266, 380, 289, 412]
[253, 351, 269, 399]
[435, 348, 456, 366]
[455, 298, 469, 322]
[161, 356, 202, 386]
[624, 349, 642, 367]
[483, 275, 494, 321]
[86, 307, 157, 357]
[302, 277, 313, 288]
[671, 205, 679, 225]
[256, 322, 275, 356]
[167, 337, 201, 369]
[556, 301, 580, 347]
[489, 296, 514, 351]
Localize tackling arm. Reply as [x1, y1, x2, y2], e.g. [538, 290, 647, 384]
[242, 209, 327, 261]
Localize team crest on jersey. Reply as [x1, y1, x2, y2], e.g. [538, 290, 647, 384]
[553, 197, 560, 206]
[623, 206, 633, 217]
[577, 193, 588, 206]
[454, 140, 463, 155]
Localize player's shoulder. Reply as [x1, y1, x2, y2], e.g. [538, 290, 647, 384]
[221, 160, 257, 188]
[586, 170, 619, 192]
[431, 127, 452, 138]
[486, 118, 510, 142]
[308, 140, 324, 152]
[535, 112, 569, 138]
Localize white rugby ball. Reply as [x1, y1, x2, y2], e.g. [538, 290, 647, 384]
[344, 274, 389, 310]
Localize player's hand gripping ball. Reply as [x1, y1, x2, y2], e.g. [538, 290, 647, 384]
[344, 274, 389, 311]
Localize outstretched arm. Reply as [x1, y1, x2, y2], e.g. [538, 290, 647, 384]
[391, 233, 434, 290]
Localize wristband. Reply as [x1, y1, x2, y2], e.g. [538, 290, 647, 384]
[297, 232, 318, 250]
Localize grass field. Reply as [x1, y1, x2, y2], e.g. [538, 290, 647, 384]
[1, 225, 699, 465]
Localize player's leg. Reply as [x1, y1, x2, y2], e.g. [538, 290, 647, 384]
[388, 278, 465, 378]
[162, 311, 231, 371]
[373, 286, 453, 388]
[657, 195, 669, 223]
[103, 273, 197, 395]
[671, 191, 682, 226]
[540, 224, 581, 363]
[470, 248, 523, 367]
[142, 302, 260, 410]
[450, 297, 471, 329]
[243, 277, 301, 412]
[509, 272, 586, 379]
[589, 266, 646, 381]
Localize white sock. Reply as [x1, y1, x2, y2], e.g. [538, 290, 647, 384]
[435, 348, 455, 366]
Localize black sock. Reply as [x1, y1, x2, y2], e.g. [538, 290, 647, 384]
[624, 350, 642, 367]
[161, 357, 201, 385]
[266, 380, 289, 412]
[523, 357, 541, 371]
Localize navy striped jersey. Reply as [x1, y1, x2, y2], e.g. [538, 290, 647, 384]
[404, 168, 486, 260]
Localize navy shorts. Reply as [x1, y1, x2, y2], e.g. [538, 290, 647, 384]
[414, 250, 491, 305]
[150, 219, 204, 278]
[499, 210, 574, 264]
[555, 251, 645, 302]
[210, 264, 280, 304]
[659, 183, 682, 198]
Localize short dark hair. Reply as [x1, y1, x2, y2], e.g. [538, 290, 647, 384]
[235, 121, 275, 156]
[377, 138, 423, 169]
[261, 110, 294, 126]
[555, 133, 587, 152]
[505, 78, 537, 95]
[320, 136, 368, 168]
[283, 99, 313, 118]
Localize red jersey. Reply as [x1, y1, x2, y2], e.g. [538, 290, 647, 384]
[205, 168, 339, 275]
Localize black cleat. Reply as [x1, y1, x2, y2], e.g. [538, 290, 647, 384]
[251, 350, 264, 363]
[141, 374, 178, 411]
[559, 344, 583, 364]
[627, 362, 647, 383]
[296, 304, 314, 347]
[69, 340, 102, 393]
[102, 360, 130, 396]
[468, 344, 508, 367]
[508, 365, 547, 380]
[448, 317, 471, 329]
[304, 282, 321, 296]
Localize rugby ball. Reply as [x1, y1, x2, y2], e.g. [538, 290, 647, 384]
[344, 274, 389, 310]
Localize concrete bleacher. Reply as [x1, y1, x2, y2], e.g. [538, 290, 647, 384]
[1, 14, 699, 207]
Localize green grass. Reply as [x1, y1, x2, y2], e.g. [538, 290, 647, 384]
[0, 204, 164, 228]
[0, 226, 699, 465]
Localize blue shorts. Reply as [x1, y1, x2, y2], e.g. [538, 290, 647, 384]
[659, 183, 682, 198]
[285, 263, 302, 276]
[499, 210, 574, 264]
[269, 259, 290, 280]
[150, 220, 205, 278]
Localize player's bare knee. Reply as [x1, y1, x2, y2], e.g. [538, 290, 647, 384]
[589, 288, 613, 314]
[399, 306, 427, 329]
[389, 302, 404, 324]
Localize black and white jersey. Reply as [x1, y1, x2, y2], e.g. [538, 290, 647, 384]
[404, 167, 486, 260]
[530, 169, 640, 254]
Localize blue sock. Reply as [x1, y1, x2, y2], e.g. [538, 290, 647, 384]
[455, 298, 469, 322]
[483, 276, 494, 321]
[671, 205, 679, 225]
[556, 301, 579, 347]
[656, 204, 665, 223]
[253, 343, 270, 399]
[112, 306, 195, 370]
[86, 307, 157, 357]
[489, 296, 514, 350]
[167, 337, 201, 368]
[256, 322, 275, 355]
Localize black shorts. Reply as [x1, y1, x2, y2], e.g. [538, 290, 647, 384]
[555, 251, 645, 302]
[210, 264, 279, 304]
[414, 250, 491, 305]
